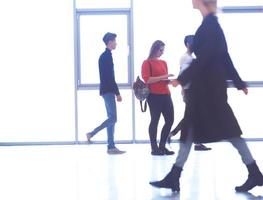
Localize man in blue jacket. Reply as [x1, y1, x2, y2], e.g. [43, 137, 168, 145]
[86, 32, 126, 155]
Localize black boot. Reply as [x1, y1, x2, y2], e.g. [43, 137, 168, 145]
[235, 161, 263, 192]
[159, 146, 175, 155]
[151, 142, 164, 156]
[151, 148, 165, 156]
[150, 165, 182, 192]
[159, 140, 174, 155]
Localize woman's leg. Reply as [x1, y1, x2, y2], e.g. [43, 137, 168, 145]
[159, 95, 174, 152]
[170, 118, 183, 136]
[149, 126, 194, 192]
[175, 127, 193, 167]
[147, 94, 162, 152]
[228, 137, 254, 165]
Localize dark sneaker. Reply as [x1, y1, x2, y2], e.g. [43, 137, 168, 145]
[107, 147, 126, 155]
[194, 144, 211, 151]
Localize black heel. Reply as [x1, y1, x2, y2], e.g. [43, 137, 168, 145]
[235, 161, 263, 192]
[150, 165, 182, 192]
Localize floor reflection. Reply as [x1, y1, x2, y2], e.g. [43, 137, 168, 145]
[0, 142, 262, 200]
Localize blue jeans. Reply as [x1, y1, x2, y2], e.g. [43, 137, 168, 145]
[90, 93, 117, 149]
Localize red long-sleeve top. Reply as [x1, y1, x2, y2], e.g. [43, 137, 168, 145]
[141, 59, 170, 95]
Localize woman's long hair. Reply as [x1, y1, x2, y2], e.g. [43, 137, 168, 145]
[147, 40, 165, 59]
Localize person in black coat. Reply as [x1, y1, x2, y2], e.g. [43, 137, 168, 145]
[150, 0, 263, 192]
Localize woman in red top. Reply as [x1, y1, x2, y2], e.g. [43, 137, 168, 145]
[141, 40, 174, 155]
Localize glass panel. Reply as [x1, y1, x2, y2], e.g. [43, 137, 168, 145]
[77, 90, 133, 142]
[228, 88, 263, 138]
[0, 0, 75, 142]
[79, 14, 129, 85]
[76, 0, 131, 9]
[218, 13, 263, 81]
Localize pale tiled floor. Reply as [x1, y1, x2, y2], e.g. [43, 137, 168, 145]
[0, 142, 262, 200]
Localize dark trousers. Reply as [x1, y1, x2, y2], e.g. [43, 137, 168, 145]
[147, 93, 174, 150]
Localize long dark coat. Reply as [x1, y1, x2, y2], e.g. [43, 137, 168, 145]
[177, 13, 246, 143]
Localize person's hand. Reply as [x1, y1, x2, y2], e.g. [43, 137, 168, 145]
[171, 79, 180, 87]
[116, 95, 122, 102]
[242, 88, 248, 95]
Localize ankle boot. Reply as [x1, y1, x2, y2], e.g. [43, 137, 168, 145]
[235, 161, 263, 192]
[151, 142, 163, 155]
[159, 141, 174, 155]
[159, 147, 174, 155]
[150, 165, 182, 192]
[151, 148, 165, 156]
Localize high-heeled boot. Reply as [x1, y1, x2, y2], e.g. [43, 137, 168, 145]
[150, 165, 182, 192]
[235, 161, 263, 192]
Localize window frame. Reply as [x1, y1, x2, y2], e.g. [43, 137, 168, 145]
[75, 8, 133, 90]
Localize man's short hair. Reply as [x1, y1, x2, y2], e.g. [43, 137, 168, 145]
[103, 32, 117, 45]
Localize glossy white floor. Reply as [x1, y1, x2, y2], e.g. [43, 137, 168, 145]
[0, 142, 262, 200]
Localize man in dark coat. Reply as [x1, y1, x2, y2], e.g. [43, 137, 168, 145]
[150, 0, 263, 193]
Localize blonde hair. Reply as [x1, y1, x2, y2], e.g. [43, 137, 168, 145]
[147, 40, 165, 59]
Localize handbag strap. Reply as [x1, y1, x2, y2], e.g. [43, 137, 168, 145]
[137, 60, 152, 113]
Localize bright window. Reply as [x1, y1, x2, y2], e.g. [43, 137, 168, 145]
[218, 12, 263, 81]
[78, 14, 130, 85]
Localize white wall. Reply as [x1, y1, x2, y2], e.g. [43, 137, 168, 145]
[0, 0, 75, 142]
